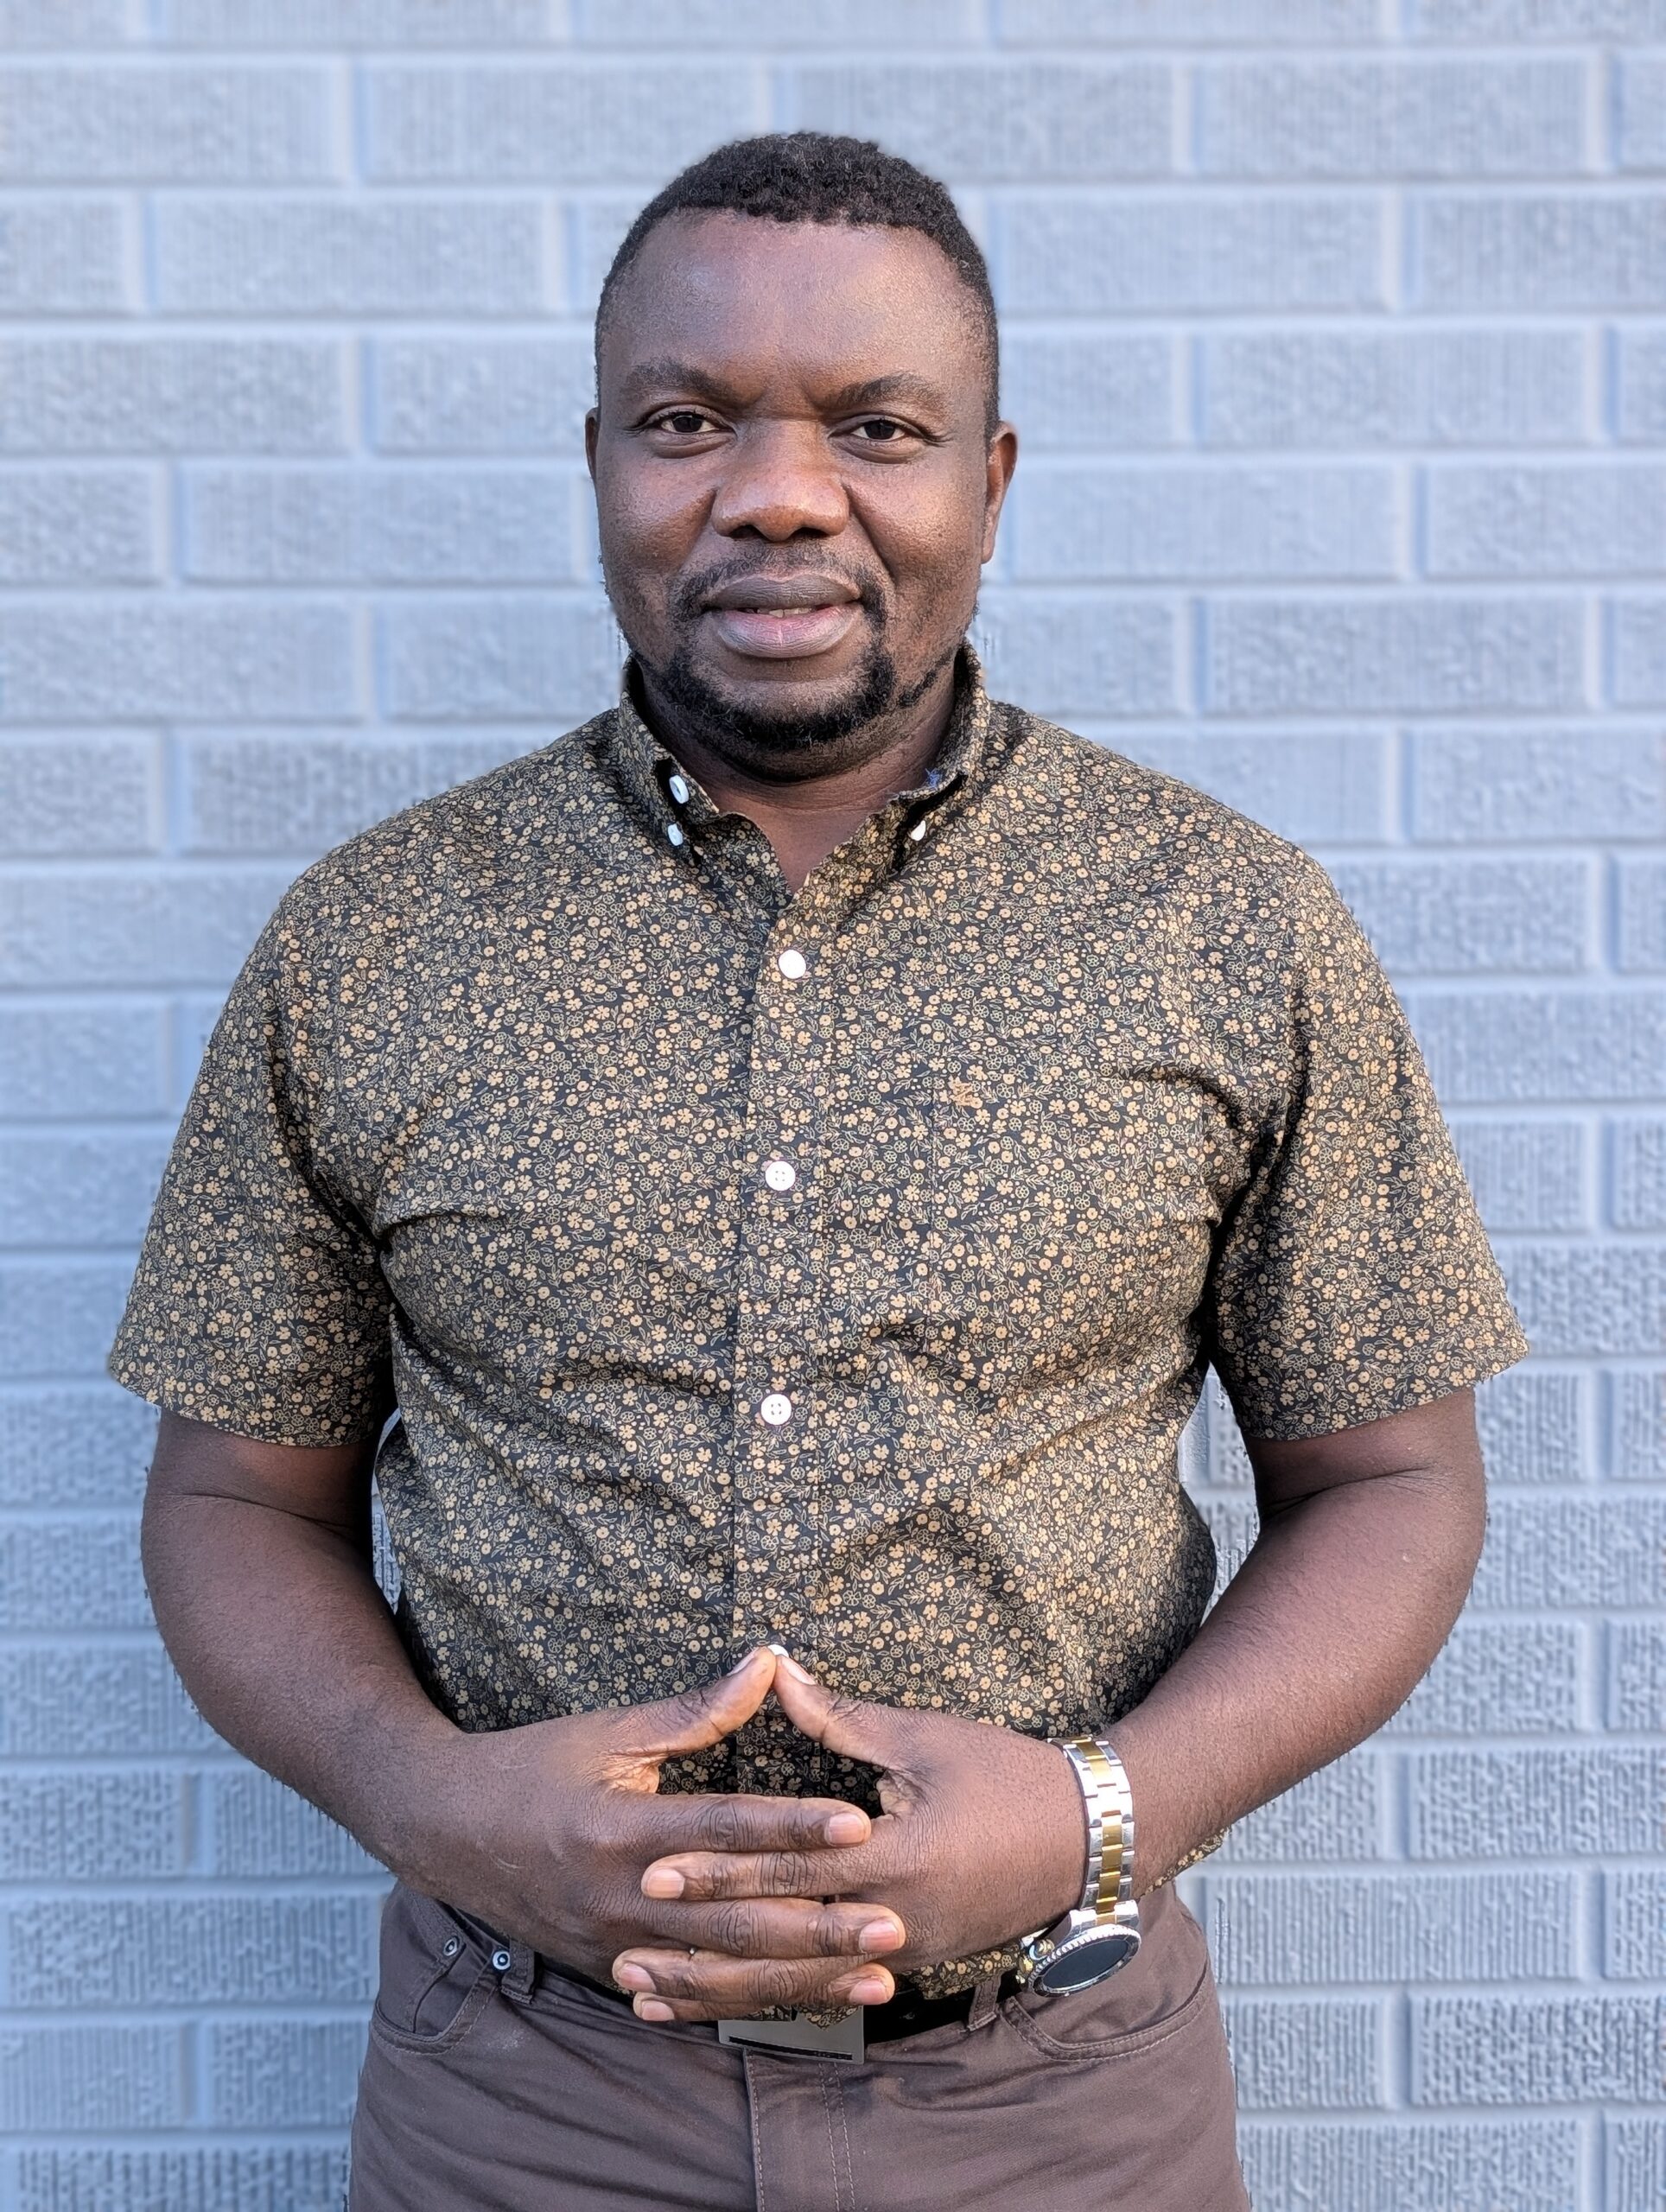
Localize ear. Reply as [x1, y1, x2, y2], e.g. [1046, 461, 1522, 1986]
[584, 407, 601, 481]
[982, 421, 1018, 565]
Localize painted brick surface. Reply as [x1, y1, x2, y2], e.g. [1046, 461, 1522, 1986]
[3, 16, 1663, 2208]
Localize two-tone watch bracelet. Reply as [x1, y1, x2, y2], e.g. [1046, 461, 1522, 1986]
[1059, 1736, 1135, 1916]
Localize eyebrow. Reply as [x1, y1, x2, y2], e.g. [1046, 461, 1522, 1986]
[614, 361, 952, 416]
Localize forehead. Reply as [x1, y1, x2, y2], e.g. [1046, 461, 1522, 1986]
[598, 211, 987, 407]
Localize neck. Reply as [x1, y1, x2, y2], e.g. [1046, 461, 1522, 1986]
[636, 659, 959, 894]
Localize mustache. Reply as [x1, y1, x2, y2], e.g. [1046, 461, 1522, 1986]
[670, 554, 887, 625]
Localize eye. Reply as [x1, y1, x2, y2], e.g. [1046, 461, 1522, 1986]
[647, 408, 722, 436]
[849, 417, 910, 443]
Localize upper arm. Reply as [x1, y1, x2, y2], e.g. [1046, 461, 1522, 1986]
[1244, 1387, 1485, 1521]
[147, 1407, 380, 1544]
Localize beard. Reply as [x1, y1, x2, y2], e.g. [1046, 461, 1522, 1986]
[614, 554, 948, 764]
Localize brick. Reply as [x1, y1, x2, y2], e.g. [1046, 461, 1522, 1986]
[0, 1773, 186, 1880]
[365, 63, 754, 181]
[0, 601, 354, 721]
[0, 338, 347, 454]
[185, 464, 582, 585]
[1616, 1119, 1666, 1228]
[1000, 334, 1174, 450]
[0, 65, 336, 182]
[1223, 1997, 1386, 2110]
[1449, 1119, 1587, 1231]
[0, 1643, 215, 1756]
[1410, 1747, 1665, 1859]
[971, 594, 1180, 719]
[0, 0, 130, 38]
[1471, 1494, 1666, 1609]
[0, 1131, 171, 1248]
[1504, 1241, 1666, 1356]
[0, 467, 156, 582]
[205, 2017, 368, 2129]
[1619, 328, 1666, 442]
[998, 0, 1383, 35]
[183, 729, 528, 854]
[1208, 1871, 1578, 1986]
[1114, 731, 1389, 844]
[1406, 988, 1666, 1103]
[1415, 0, 1666, 25]
[0, 1266, 137, 1383]
[0, 734, 157, 855]
[1413, 1993, 1665, 2105]
[0, 868, 289, 987]
[1215, 1751, 1381, 1862]
[786, 62, 1173, 181]
[1622, 55, 1666, 172]
[14, 2148, 350, 2212]
[1614, 1369, 1666, 1479]
[1410, 728, 1666, 842]
[1012, 463, 1396, 582]
[1430, 463, 1666, 579]
[1199, 59, 1586, 180]
[1387, 1620, 1584, 1735]
[1202, 327, 1587, 449]
[371, 334, 593, 454]
[0, 200, 130, 312]
[1617, 599, 1666, 706]
[573, 194, 643, 310]
[1200, 1372, 1254, 1489]
[583, 0, 979, 37]
[1475, 1365, 1587, 1482]
[3, 1894, 377, 2008]
[1619, 861, 1666, 973]
[1329, 855, 1590, 975]
[1239, 2119, 1580, 2212]
[1418, 194, 1666, 311]
[0, 1386, 156, 1506]
[0, 2026, 187, 2131]
[0, 1002, 169, 1119]
[0, 1515, 147, 1625]
[1609, 1618, 1666, 1729]
[381, 594, 620, 720]
[1205, 597, 1587, 715]
[155, 197, 550, 315]
[1608, 1872, 1666, 1980]
[1198, 1495, 1261, 1595]
[208, 1770, 380, 1878]
[164, 0, 552, 37]
[1612, 2122, 1666, 2212]
[997, 196, 1384, 315]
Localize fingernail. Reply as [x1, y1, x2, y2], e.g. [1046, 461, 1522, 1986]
[727, 1648, 765, 1675]
[641, 1866, 684, 1898]
[772, 1649, 815, 1682]
[636, 1998, 674, 2023]
[614, 1964, 653, 1993]
[846, 1975, 891, 2005]
[823, 1811, 867, 1844]
[860, 1919, 901, 1952]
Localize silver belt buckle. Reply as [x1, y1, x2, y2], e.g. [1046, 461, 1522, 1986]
[717, 2009, 865, 2063]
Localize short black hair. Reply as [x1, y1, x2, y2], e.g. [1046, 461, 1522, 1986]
[596, 131, 1000, 431]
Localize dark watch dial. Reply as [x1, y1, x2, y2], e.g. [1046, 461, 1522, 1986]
[1030, 1923, 1141, 1995]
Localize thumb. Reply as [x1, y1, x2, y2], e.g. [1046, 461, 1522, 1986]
[768, 1653, 912, 1770]
[605, 1647, 778, 1788]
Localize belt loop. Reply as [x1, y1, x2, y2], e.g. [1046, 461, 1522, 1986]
[500, 1938, 537, 1999]
[966, 1974, 1002, 2031]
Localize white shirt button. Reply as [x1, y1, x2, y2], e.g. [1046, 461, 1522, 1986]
[665, 822, 685, 848]
[668, 773, 690, 804]
[763, 1159, 797, 1192]
[777, 948, 807, 980]
[760, 1393, 793, 1427]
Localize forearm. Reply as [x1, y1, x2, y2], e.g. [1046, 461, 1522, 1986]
[1107, 1462, 1485, 1892]
[143, 1477, 461, 1881]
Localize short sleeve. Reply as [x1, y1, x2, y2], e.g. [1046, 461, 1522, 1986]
[108, 887, 394, 1446]
[1201, 856, 1529, 1441]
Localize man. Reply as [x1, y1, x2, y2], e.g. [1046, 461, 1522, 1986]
[112, 134, 1527, 2210]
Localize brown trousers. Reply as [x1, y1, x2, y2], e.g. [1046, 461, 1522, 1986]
[348, 1880, 1250, 2211]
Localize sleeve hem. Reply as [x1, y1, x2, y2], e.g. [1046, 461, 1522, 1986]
[1225, 1325, 1531, 1446]
[106, 1355, 389, 1452]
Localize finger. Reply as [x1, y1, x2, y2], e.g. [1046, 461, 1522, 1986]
[654, 1897, 904, 1962]
[612, 1948, 895, 2023]
[767, 1654, 913, 1770]
[601, 1649, 778, 1785]
[633, 1791, 871, 1860]
[640, 1820, 907, 1904]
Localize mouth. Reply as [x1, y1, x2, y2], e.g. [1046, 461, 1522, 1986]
[698, 573, 867, 663]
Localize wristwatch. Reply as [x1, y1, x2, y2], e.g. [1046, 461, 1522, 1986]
[1017, 1736, 1141, 1995]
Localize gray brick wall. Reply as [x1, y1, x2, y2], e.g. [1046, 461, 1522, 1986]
[0, 9, 1660, 2210]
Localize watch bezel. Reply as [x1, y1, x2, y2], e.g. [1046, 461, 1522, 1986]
[1026, 1919, 1142, 1995]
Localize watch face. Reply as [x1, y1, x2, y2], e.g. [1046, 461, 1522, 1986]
[1031, 1923, 1141, 1996]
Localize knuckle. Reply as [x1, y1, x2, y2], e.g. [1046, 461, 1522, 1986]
[812, 1908, 862, 1955]
[749, 1958, 802, 2011]
[692, 1798, 750, 1853]
[707, 1901, 759, 1956]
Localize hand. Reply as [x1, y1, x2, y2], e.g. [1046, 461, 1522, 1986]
[402, 1648, 906, 2022]
[616, 1656, 1088, 2018]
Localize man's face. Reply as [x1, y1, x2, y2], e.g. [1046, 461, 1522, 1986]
[587, 212, 1016, 774]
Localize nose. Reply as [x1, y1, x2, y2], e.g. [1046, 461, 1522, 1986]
[708, 421, 849, 542]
